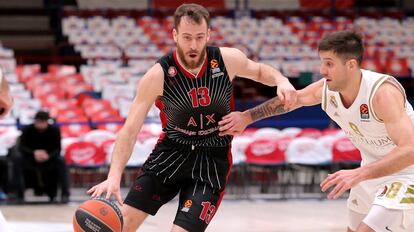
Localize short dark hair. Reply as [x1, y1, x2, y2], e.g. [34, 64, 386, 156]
[34, 110, 50, 121]
[174, 3, 210, 30]
[318, 31, 364, 65]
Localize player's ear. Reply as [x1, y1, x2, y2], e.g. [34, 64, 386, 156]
[173, 28, 178, 43]
[347, 59, 357, 70]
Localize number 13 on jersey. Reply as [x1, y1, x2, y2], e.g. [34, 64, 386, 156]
[188, 87, 211, 107]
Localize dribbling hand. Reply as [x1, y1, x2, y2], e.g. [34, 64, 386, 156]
[87, 179, 123, 205]
[320, 168, 364, 199]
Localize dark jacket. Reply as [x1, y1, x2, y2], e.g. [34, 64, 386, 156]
[18, 124, 61, 162]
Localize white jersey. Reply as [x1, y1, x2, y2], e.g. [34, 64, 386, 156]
[322, 69, 414, 175]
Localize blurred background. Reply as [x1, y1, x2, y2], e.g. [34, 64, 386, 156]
[0, 0, 413, 231]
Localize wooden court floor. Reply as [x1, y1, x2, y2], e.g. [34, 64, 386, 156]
[1, 197, 348, 232]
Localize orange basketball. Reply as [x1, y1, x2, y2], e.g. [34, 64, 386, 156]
[73, 198, 123, 232]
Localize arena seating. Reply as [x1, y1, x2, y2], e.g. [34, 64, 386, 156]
[0, 6, 409, 199]
[61, 13, 414, 79]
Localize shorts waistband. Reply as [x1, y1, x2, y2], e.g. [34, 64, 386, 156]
[162, 136, 230, 151]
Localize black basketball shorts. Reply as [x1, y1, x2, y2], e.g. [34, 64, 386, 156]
[124, 173, 223, 232]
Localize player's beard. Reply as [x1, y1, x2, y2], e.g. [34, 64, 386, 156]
[177, 44, 206, 70]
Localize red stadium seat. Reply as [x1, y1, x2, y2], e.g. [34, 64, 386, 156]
[245, 138, 291, 165]
[65, 141, 105, 166]
[60, 124, 91, 138]
[64, 140, 107, 187]
[386, 58, 410, 77]
[245, 137, 292, 197]
[296, 128, 322, 139]
[82, 129, 117, 147]
[332, 137, 361, 166]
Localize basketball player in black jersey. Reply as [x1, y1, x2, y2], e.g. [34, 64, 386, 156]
[88, 3, 296, 232]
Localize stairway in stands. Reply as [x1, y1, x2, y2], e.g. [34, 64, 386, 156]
[0, 0, 55, 63]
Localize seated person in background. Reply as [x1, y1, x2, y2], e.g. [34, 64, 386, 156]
[11, 110, 70, 203]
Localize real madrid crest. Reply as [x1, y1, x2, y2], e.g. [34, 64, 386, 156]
[330, 95, 338, 108]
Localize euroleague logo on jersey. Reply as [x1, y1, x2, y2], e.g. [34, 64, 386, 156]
[210, 59, 224, 78]
[168, 66, 177, 77]
[210, 59, 219, 69]
[360, 104, 369, 120]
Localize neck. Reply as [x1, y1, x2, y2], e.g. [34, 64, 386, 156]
[339, 69, 362, 108]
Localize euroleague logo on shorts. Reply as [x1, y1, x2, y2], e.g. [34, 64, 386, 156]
[360, 104, 369, 120]
[181, 199, 193, 212]
[168, 66, 177, 77]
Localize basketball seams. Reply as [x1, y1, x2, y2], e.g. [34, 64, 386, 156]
[93, 198, 123, 228]
[73, 216, 86, 232]
[77, 208, 117, 231]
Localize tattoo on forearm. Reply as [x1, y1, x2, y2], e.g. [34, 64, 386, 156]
[248, 96, 290, 122]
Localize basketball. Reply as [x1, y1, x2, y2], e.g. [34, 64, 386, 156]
[73, 198, 123, 232]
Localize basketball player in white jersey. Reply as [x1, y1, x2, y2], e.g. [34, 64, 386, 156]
[218, 31, 414, 232]
[0, 67, 14, 232]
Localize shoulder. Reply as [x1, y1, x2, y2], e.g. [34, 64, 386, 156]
[135, 63, 164, 97]
[373, 81, 404, 103]
[219, 47, 248, 76]
[142, 63, 164, 82]
[372, 81, 405, 121]
[219, 47, 246, 60]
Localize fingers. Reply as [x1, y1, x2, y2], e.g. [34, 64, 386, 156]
[281, 90, 297, 110]
[327, 181, 348, 199]
[286, 93, 297, 109]
[219, 120, 234, 132]
[220, 113, 233, 121]
[105, 190, 112, 200]
[86, 186, 95, 194]
[218, 116, 233, 128]
[320, 173, 338, 192]
[320, 172, 350, 199]
[115, 192, 123, 206]
[278, 91, 285, 103]
[88, 184, 105, 199]
[219, 112, 241, 126]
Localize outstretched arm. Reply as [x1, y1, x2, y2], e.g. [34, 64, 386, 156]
[219, 79, 324, 136]
[321, 81, 414, 199]
[220, 47, 297, 109]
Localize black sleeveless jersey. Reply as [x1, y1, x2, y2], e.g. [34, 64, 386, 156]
[155, 46, 233, 147]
